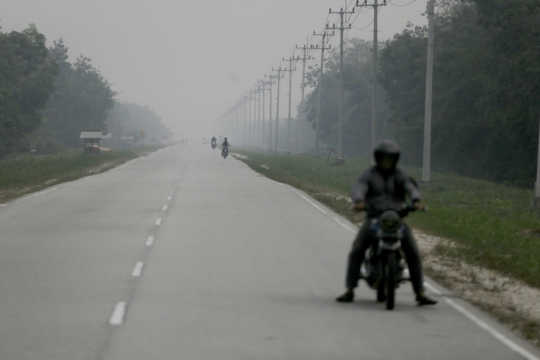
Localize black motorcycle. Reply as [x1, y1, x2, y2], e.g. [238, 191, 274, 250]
[359, 204, 421, 310]
[211, 140, 217, 149]
[221, 146, 229, 159]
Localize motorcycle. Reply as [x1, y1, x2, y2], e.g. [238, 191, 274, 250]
[211, 141, 217, 149]
[221, 146, 229, 159]
[359, 203, 422, 310]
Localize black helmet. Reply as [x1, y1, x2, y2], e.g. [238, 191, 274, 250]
[374, 140, 400, 165]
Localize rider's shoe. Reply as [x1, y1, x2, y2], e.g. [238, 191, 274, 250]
[416, 292, 438, 306]
[336, 289, 355, 303]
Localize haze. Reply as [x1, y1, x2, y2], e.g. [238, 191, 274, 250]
[2, 0, 426, 138]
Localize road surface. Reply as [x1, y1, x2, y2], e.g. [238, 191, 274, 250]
[0, 144, 538, 360]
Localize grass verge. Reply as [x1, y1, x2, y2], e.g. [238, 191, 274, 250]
[0, 146, 164, 204]
[234, 149, 540, 289]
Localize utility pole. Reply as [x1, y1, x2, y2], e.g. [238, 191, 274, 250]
[312, 30, 333, 156]
[328, 4, 355, 163]
[264, 74, 277, 151]
[283, 55, 298, 154]
[295, 40, 313, 153]
[249, 90, 255, 146]
[272, 66, 286, 152]
[243, 93, 248, 145]
[256, 83, 262, 148]
[260, 79, 273, 151]
[422, 0, 434, 182]
[357, 0, 387, 162]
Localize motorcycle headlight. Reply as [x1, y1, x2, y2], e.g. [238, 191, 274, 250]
[379, 211, 401, 232]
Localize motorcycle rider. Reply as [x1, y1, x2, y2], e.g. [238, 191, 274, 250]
[336, 140, 437, 306]
[211, 136, 217, 143]
[221, 137, 229, 157]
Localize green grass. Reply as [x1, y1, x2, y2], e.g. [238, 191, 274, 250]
[0, 146, 163, 203]
[236, 149, 540, 288]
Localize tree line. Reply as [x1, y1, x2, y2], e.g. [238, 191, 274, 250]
[304, 0, 540, 187]
[0, 24, 169, 157]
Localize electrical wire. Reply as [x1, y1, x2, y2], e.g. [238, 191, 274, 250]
[387, 0, 418, 6]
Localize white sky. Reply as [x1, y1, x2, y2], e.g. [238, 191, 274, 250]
[2, 0, 427, 138]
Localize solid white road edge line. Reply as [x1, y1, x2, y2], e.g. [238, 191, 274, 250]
[333, 217, 357, 233]
[109, 302, 127, 325]
[131, 261, 144, 277]
[292, 190, 327, 214]
[264, 177, 284, 186]
[111, 159, 136, 172]
[423, 282, 539, 360]
[162, 205, 168, 211]
[16, 187, 58, 203]
[145, 236, 155, 246]
[155, 218, 162, 226]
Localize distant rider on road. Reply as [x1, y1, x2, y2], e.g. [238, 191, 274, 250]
[221, 137, 229, 157]
[336, 140, 437, 306]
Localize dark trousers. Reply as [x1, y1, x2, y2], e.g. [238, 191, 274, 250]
[345, 220, 425, 294]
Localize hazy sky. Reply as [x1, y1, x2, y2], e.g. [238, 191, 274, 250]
[2, 0, 427, 137]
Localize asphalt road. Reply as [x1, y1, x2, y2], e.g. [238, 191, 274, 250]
[0, 144, 538, 360]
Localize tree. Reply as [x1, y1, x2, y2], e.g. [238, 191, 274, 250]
[0, 24, 58, 156]
[44, 41, 116, 147]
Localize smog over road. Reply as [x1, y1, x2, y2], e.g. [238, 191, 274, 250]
[2, 0, 540, 359]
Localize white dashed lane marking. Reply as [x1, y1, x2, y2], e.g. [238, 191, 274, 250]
[109, 302, 127, 325]
[167, 196, 172, 201]
[162, 205, 168, 211]
[145, 236, 155, 246]
[155, 218, 162, 226]
[131, 262, 144, 277]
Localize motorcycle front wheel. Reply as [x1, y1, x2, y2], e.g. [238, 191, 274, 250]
[386, 252, 397, 310]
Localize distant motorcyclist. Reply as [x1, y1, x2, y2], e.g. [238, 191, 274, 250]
[211, 136, 217, 143]
[221, 137, 229, 157]
[336, 140, 437, 306]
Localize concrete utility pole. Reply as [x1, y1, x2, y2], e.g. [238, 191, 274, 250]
[295, 40, 313, 154]
[249, 90, 255, 146]
[272, 66, 286, 152]
[282, 56, 298, 154]
[422, 0, 434, 182]
[312, 30, 333, 157]
[260, 79, 273, 151]
[243, 93, 249, 145]
[357, 0, 387, 162]
[264, 74, 277, 151]
[256, 83, 263, 148]
[328, 5, 355, 164]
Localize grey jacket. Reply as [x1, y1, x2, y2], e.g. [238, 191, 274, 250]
[351, 166, 421, 217]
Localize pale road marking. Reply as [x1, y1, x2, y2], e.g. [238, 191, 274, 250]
[145, 236, 155, 246]
[82, 176, 91, 181]
[131, 261, 144, 277]
[0, 204, 7, 207]
[423, 282, 539, 360]
[333, 217, 356, 233]
[170, 191, 174, 195]
[109, 302, 127, 325]
[162, 205, 168, 211]
[265, 177, 284, 186]
[111, 159, 136, 172]
[167, 196, 172, 201]
[16, 187, 58, 203]
[292, 189, 327, 214]
[155, 218, 162, 226]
